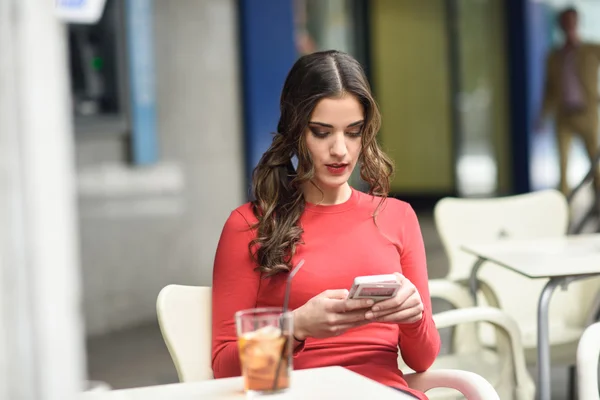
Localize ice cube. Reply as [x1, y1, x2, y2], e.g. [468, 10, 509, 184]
[242, 325, 281, 340]
[241, 326, 286, 371]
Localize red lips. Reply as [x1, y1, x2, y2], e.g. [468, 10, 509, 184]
[325, 163, 348, 175]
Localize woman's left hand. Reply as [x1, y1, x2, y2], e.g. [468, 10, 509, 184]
[364, 272, 424, 324]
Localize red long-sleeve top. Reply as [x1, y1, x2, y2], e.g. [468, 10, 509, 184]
[211, 188, 440, 399]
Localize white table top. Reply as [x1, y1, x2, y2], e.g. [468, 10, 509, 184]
[462, 234, 600, 279]
[79, 366, 412, 400]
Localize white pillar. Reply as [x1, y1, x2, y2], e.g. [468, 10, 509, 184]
[0, 1, 86, 399]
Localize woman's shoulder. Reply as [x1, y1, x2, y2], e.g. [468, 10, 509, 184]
[223, 202, 258, 231]
[356, 190, 413, 216]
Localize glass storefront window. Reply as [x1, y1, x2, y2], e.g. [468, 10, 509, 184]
[453, 0, 509, 196]
[530, 0, 600, 192]
[293, 0, 369, 188]
[294, 0, 368, 69]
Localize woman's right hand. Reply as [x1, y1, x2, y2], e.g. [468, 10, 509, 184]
[292, 289, 374, 340]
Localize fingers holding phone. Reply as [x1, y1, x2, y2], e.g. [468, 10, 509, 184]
[347, 274, 401, 303]
[364, 273, 424, 324]
[292, 289, 374, 341]
[292, 274, 422, 342]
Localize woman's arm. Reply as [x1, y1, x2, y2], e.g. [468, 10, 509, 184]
[211, 209, 260, 378]
[396, 205, 441, 372]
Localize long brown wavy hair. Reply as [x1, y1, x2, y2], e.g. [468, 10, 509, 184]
[250, 50, 394, 277]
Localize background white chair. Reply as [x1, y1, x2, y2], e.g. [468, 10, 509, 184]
[576, 321, 600, 400]
[156, 284, 500, 399]
[401, 281, 535, 400]
[432, 189, 600, 393]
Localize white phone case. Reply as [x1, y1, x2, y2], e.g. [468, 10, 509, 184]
[353, 274, 397, 285]
[348, 274, 400, 301]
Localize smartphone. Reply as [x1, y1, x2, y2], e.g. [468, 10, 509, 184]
[347, 274, 401, 302]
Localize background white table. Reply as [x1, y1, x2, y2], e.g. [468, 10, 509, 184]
[80, 366, 414, 399]
[462, 234, 600, 400]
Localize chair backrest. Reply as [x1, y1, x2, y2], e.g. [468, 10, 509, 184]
[156, 284, 213, 382]
[434, 190, 600, 331]
[435, 189, 569, 280]
[577, 321, 600, 400]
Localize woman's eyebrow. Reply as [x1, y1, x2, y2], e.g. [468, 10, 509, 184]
[347, 120, 365, 127]
[308, 120, 364, 128]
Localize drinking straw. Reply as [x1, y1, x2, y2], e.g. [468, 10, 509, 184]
[272, 259, 305, 391]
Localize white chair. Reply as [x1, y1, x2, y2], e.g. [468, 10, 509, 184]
[432, 190, 600, 392]
[84, 381, 112, 392]
[156, 284, 500, 399]
[577, 321, 600, 400]
[156, 285, 213, 382]
[400, 281, 535, 400]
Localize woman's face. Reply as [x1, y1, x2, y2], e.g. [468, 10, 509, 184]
[304, 94, 364, 191]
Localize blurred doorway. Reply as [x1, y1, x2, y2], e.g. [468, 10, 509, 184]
[371, 0, 510, 199]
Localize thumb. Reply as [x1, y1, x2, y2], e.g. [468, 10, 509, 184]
[393, 272, 405, 283]
[322, 289, 350, 300]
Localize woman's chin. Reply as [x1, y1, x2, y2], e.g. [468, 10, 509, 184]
[316, 175, 351, 190]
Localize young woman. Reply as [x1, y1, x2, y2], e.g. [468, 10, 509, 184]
[211, 50, 440, 399]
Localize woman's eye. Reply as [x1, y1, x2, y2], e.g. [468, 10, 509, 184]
[309, 128, 329, 138]
[346, 130, 362, 137]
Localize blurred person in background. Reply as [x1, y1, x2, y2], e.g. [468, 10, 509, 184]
[211, 50, 440, 400]
[293, 0, 317, 55]
[537, 7, 600, 198]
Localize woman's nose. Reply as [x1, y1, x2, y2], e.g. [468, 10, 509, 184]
[330, 134, 348, 157]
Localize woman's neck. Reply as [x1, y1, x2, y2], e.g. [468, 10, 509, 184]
[302, 182, 352, 206]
